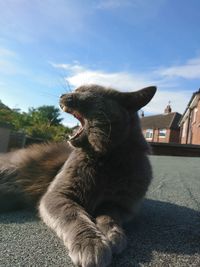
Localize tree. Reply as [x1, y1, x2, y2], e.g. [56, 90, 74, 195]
[0, 100, 12, 123]
[29, 106, 63, 126]
[0, 100, 71, 142]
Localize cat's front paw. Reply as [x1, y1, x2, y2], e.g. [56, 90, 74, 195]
[68, 235, 112, 267]
[106, 226, 127, 254]
[96, 216, 127, 254]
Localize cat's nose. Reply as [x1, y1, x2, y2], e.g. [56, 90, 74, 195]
[59, 94, 74, 109]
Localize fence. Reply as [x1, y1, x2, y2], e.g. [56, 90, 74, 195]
[150, 142, 200, 157]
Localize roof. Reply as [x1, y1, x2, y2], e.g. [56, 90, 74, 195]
[179, 89, 200, 125]
[140, 112, 182, 130]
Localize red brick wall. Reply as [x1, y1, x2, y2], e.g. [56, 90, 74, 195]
[143, 128, 180, 143]
[153, 129, 169, 143]
[180, 119, 188, 144]
[191, 99, 200, 144]
[180, 98, 200, 145]
[169, 129, 180, 143]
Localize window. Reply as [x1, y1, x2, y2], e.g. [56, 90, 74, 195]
[159, 129, 167, 138]
[145, 129, 153, 139]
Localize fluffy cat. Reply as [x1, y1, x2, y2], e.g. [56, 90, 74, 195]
[0, 84, 156, 267]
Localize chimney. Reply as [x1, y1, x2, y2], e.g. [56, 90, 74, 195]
[164, 101, 172, 114]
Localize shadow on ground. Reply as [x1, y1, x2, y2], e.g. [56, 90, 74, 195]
[0, 199, 199, 266]
[111, 199, 200, 266]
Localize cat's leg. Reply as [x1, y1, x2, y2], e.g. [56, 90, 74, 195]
[95, 204, 134, 254]
[39, 191, 112, 267]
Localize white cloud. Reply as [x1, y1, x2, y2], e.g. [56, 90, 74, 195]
[158, 57, 200, 79]
[0, 46, 25, 75]
[0, 60, 18, 75]
[144, 90, 191, 115]
[0, 47, 17, 58]
[52, 62, 156, 91]
[0, 46, 28, 76]
[52, 62, 192, 115]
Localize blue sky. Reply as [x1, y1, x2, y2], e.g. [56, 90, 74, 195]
[1, 0, 200, 127]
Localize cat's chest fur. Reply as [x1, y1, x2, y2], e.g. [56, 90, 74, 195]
[60, 148, 149, 214]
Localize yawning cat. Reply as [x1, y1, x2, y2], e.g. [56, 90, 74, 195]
[0, 84, 156, 267]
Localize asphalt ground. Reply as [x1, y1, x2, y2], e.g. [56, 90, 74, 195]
[0, 155, 200, 267]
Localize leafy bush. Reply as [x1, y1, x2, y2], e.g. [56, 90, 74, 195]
[0, 100, 71, 142]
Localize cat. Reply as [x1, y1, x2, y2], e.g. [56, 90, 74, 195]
[0, 84, 156, 267]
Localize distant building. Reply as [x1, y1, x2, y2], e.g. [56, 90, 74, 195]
[141, 104, 182, 143]
[179, 89, 200, 145]
[0, 123, 11, 152]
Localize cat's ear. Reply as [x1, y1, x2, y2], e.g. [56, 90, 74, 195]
[117, 86, 157, 111]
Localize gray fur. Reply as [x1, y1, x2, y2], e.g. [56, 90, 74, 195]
[0, 84, 156, 267]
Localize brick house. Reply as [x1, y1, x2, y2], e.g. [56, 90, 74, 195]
[179, 89, 200, 145]
[140, 105, 182, 143]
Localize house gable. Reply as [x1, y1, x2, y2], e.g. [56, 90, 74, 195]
[180, 89, 200, 145]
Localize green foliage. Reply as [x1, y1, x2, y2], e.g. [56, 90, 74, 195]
[28, 106, 63, 126]
[0, 100, 71, 142]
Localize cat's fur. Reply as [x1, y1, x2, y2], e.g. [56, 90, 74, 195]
[0, 84, 156, 267]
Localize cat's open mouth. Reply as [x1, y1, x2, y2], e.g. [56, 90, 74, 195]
[62, 106, 85, 140]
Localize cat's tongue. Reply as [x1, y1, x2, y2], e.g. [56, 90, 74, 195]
[73, 111, 85, 126]
[69, 111, 85, 140]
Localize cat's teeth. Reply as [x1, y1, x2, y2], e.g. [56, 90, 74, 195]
[63, 106, 68, 112]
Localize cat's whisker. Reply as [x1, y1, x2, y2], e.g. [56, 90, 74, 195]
[54, 68, 72, 94]
[65, 78, 72, 93]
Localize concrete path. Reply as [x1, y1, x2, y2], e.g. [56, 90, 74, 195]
[0, 156, 200, 267]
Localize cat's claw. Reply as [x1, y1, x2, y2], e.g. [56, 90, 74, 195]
[107, 226, 127, 254]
